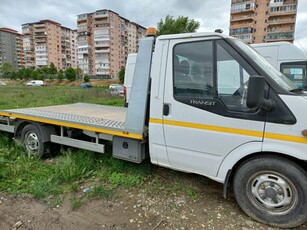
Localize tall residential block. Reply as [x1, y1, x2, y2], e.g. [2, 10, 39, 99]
[22, 20, 77, 69]
[77, 9, 146, 78]
[229, 0, 298, 44]
[0, 28, 23, 70]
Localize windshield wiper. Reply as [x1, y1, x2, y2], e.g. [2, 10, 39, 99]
[290, 88, 304, 93]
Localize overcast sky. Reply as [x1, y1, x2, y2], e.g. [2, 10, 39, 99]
[0, 0, 307, 50]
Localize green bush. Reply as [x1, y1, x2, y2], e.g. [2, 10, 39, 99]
[83, 74, 90, 83]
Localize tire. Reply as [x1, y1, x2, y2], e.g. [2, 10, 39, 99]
[21, 124, 46, 158]
[233, 155, 307, 228]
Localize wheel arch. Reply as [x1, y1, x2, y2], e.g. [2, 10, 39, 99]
[15, 120, 57, 142]
[222, 151, 307, 198]
[218, 141, 307, 198]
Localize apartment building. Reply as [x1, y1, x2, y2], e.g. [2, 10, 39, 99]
[0, 28, 23, 70]
[229, 0, 298, 43]
[22, 20, 77, 69]
[77, 9, 146, 78]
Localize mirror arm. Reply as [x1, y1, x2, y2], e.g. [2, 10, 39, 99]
[260, 99, 275, 112]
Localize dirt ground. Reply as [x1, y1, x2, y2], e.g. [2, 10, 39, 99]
[1, 171, 307, 230]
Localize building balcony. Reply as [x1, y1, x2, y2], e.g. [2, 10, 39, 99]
[22, 30, 31, 35]
[77, 14, 88, 22]
[35, 46, 47, 51]
[36, 39, 47, 43]
[36, 61, 48, 66]
[78, 50, 89, 54]
[34, 24, 46, 28]
[229, 27, 253, 36]
[25, 52, 35, 56]
[35, 34, 47, 38]
[283, 0, 297, 5]
[95, 49, 110, 53]
[96, 71, 110, 75]
[34, 29, 47, 33]
[230, 16, 253, 22]
[230, 22, 254, 29]
[265, 32, 294, 42]
[95, 59, 110, 64]
[77, 27, 88, 32]
[231, 9, 255, 15]
[94, 12, 109, 18]
[25, 58, 35, 62]
[77, 44, 90, 49]
[36, 58, 48, 61]
[270, 0, 297, 7]
[231, 0, 254, 4]
[231, 4, 255, 14]
[94, 37, 110, 42]
[268, 18, 296, 25]
[269, 10, 296, 17]
[267, 27, 294, 33]
[266, 37, 294, 42]
[95, 42, 110, 48]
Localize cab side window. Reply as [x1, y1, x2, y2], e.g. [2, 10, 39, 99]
[173, 41, 214, 100]
[172, 39, 258, 114]
[216, 42, 254, 112]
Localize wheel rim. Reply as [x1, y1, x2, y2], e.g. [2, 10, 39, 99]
[24, 131, 40, 156]
[247, 171, 298, 215]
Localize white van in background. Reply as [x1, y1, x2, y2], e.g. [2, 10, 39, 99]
[123, 53, 137, 106]
[251, 42, 307, 89]
[24, 80, 46, 86]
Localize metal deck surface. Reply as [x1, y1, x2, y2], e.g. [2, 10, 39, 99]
[4, 103, 127, 131]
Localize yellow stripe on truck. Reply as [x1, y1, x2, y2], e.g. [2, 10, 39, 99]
[0, 112, 143, 140]
[149, 118, 307, 144]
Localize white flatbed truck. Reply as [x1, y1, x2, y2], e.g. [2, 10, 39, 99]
[1, 29, 307, 228]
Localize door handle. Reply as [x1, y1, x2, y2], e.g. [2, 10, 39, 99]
[163, 104, 170, 116]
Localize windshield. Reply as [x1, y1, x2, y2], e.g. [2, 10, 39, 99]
[230, 38, 297, 92]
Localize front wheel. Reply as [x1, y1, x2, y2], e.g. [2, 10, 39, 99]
[233, 155, 307, 228]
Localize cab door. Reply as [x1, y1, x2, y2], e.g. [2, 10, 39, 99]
[162, 38, 266, 177]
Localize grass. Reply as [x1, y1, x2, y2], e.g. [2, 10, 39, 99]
[0, 84, 201, 209]
[0, 132, 152, 208]
[0, 84, 123, 109]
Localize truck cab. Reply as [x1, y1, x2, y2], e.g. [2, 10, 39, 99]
[148, 32, 307, 228]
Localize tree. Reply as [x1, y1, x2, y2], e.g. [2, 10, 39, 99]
[23, 68, 33, 79]
[83, 74, 90, 83]
[75, 67, 83, 80]
[49, 62, 57, 78]
[30, 69, 44, 80]
[0, 62, 14, 79]
[41, 66, 50, 79]
[65, 67, 76, 81]
[118, 68, 125, 83]
[10, 71, 17, 80]
[157, 15, 200, 36]
[58, 69, 64, 81]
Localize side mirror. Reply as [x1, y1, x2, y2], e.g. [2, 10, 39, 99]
[247, 75, 265, 109]
[246, 75, 274, 111]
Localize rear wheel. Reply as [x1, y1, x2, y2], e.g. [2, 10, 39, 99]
[21, 124, 47, 158]
[233, 155, 307, 228]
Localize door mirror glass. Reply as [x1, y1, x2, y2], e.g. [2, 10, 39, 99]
[246, 75, 265, 109]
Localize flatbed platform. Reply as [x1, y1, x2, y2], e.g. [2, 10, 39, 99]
[0, 103, 143, 140]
